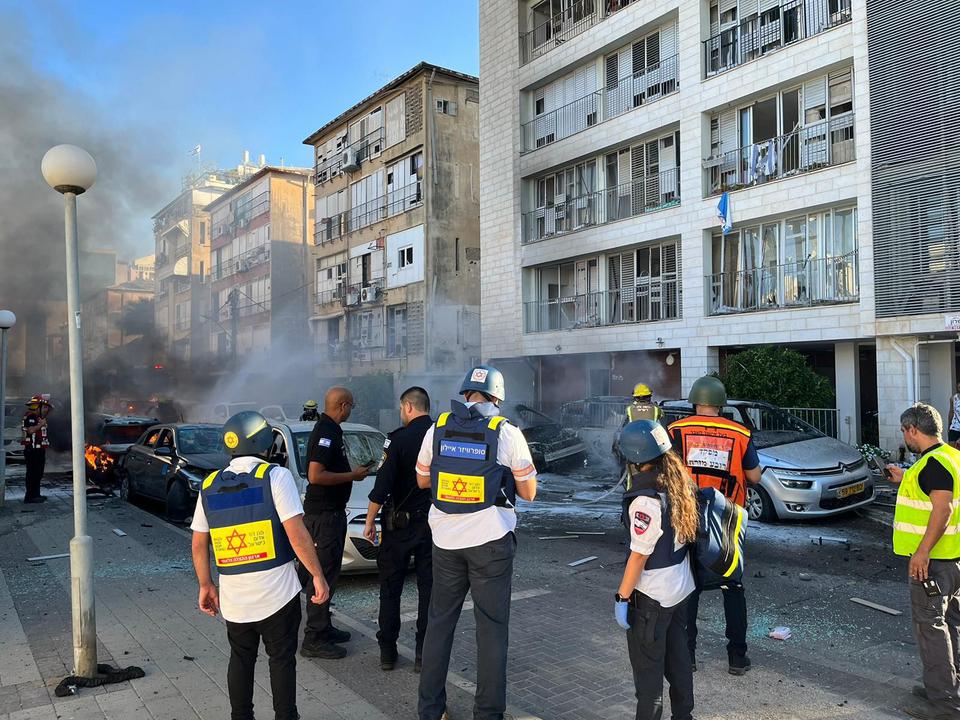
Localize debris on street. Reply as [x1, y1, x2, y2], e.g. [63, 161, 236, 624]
[811, 535, 850, 546]
[538, 535, 579, 540]
[768, 626, 792, 640]
[112, 528, 128, 537]
[566, 531, 604, 535]
[568, 556, 598, 567]
[26, 552, 69, 561]
[850, 597, 902, 616]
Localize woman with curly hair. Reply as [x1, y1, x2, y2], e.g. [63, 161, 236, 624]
[614, 419, 699, 720]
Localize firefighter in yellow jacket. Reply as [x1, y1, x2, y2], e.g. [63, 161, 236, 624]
[191, 411, 330, 720]
[888, 403, 960, 720]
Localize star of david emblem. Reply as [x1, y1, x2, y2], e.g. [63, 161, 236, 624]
[225, 528, 248, 556]
[452, 478, 468, 496]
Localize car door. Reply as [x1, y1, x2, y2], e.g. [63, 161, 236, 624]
[126, 428, 161, 495]
[144, 428, 175, 500]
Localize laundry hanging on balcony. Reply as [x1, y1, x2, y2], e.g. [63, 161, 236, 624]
[716, 192, 733, 236]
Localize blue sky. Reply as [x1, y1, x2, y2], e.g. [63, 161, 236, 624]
[3, 0, 478, 215]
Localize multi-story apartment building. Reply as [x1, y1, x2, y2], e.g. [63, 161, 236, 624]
[480, 0, 960, 452]
[117, 255, 155, 284]
[153, 155, 262, 364]
[303, 62, 481, 389]
[82, 279, 154, 364]
[205, 167, 315, 359]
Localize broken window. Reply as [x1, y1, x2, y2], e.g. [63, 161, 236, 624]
[386, 152, 423, 216]
[386, 305, 407, 357]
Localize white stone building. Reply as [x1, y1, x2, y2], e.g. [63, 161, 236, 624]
[479, 0, 960, 453]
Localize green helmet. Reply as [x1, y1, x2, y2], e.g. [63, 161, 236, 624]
[222, 411, 273, 458]
[619, 420, 673, 465]
[688, 375, 727, 407]
[303, 400, 318, 410]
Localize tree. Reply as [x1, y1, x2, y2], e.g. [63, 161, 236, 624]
[717, 346, 835, 409]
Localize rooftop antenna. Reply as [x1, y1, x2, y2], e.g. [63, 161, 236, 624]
[189, 144, 202, 169]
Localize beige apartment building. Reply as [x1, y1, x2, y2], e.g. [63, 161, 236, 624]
[303, 62, 481, 390]
[153, 156, 262, 364]
[205, 167, 315, 360]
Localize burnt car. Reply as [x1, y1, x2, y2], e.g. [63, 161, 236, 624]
[118, 424, 229, 523]
[502, 402, 586, 472]
[84, 415, 159, 491]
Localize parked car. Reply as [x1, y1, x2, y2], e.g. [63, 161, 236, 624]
[190, 402, 260, 424]
[501, 402, 586, 472]
[85, 414, 158, 490]
[660, 400, 874, 521]
[3, 398, 27, 462]
[118, 424, 229, 522]
[559, 396, 634, 429]
[268, 421, 387, 574]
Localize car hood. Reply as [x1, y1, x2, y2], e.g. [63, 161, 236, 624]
[100, 443, 134, 454]
[759, 436, 863, 470]
[179, 453, 232, 470]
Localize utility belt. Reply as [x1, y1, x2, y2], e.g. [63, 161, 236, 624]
[383, 505, 429, 532]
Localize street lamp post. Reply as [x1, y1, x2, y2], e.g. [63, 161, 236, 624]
[0, 310, 15, 508]
[41, 144, 98, 678]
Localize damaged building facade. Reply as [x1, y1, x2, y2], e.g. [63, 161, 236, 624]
[205, 167, 315, 362]
[480, 0, 959, 453]
[304, 63, 481, 396]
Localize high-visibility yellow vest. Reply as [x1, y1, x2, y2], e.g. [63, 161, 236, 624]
[893, 444, 960, 558]
[626, 402, 662, 422]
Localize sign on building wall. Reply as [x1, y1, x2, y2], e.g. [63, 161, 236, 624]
[945, 315, 960, 332]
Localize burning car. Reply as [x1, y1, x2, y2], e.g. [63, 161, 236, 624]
[501, 402, 586, 472]
[84, 414, 159, 491]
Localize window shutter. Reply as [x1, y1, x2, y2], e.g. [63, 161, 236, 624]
[804, 76, 827, 119]
[605, 52, 619, 89]
[632, 39, 645, 74]
[736, 0, 758, 16]
[447, 100, 458, 116]
[630, 145, 645, 215]
[720, 0, 739, 18]
[385, 94, 405, 148]
[719, 109, 738, 152]
[660, 23, 677, 60]
[646, 32, 660, 66]
[759, 0, 779, 12]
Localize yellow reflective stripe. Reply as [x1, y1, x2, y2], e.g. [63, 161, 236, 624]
[897, 496, 934, 510]
[894, 521, 960, 536]
[202, 471, 219, 490]
[254, 463, 271, 479]
[671, 420, 751, 438]
[437, 412, 451, 428]
[488, 416, 506, 430]
[724, 510, 745, 577]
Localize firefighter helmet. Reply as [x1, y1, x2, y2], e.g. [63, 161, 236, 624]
[459, 365, 506, 403]
[633, 383, 653, 399]
[222, 411, 273, 458]
[25, 394, 50, 409]
[688, 376, 727, 407]
[303, 400, 318, 411]
[619, 420, 673, 465]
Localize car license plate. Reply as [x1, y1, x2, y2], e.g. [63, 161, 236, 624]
[837, 481, 865, 499]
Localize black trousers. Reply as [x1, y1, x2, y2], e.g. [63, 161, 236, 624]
[299, 510, 347, 644]
[24, 448, 45, 500]
[626, 596, 695, 720]
[911, 559, 960, 712]
[685, 582, 748, 659]
[377, 516, 433, 649]
[225, 594, 301, 720]
[418, 533, 516, 720]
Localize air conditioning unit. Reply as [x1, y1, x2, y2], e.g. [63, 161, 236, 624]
[342, 148, 360, 173]
[361, 285, 380, 303]
[344, 289, 360, 306]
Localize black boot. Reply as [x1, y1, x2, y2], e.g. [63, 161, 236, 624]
[380, 644, 398, 671]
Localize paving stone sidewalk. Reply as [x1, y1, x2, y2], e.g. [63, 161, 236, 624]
[0, 479, 391, 720]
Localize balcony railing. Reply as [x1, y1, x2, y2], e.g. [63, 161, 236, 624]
[706, 250, 859, 315]
[316, 285, 346, 306]
[524, 278, 680, 333]
[315, 184, 423, 244]
[316, 127, 385, 184]
[522, 56, 679, 153]
[704, 0, 852, 77]
[705, 114, 855, 195]
[520, 0, 639, 65]
[211, 244, 271, 281]
[522, 169, 680, 244]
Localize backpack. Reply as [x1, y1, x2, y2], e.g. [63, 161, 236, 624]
[694, 487, 747, 591]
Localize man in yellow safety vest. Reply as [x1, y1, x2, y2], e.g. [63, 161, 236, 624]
[888, 403, 960, 720]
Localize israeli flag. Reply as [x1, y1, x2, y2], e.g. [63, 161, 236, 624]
[716, 192, 733, 235]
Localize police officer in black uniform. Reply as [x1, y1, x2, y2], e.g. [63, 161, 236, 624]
[299, 387, 374, 659]
[364, 386, 434, 672]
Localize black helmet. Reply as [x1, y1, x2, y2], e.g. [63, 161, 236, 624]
[619, 420, 673, 465]
[688, 375, 727, 407]
[222, 411, 273, 458]
[459, 364, 506, 402]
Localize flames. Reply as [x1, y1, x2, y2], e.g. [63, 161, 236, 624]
[85, 445, 114, 473]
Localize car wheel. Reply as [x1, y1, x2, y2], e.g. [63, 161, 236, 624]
[746, 485, 776, 523]
[118, 469, 134, 502]
[166, 479, 191, 524]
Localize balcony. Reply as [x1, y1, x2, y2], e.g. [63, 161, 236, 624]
[521, 55, 678, 153]
[524, 277, 680, 333]
[211, 244, 271, 282]
[520, 0, 639, 66]
[316, 284, 346, 307]
[706, 250, 859, 315]
[315, 183, 423, 245]
[316, 128, 385, 185]
[522, 170, 679, 245]
[704, 0, 852, 78]
[234, 191, 270, 227]
[705, 114, 855, 196]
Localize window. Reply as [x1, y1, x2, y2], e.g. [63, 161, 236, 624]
[386, 305, 407, 357]
[436, 99, 457, 116]
[386, 153, 423, 216]
[385, 94, 406, 148]
[350, 169, 385, 229]
[199, 222, 206, 245]
[199, 261, 205, 283]
[535, 97, 545, 115]
[398, 246, 414, 268]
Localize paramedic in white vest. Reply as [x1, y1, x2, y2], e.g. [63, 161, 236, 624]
[415, 365, 538, 720]
[191, 411, 330, 720]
